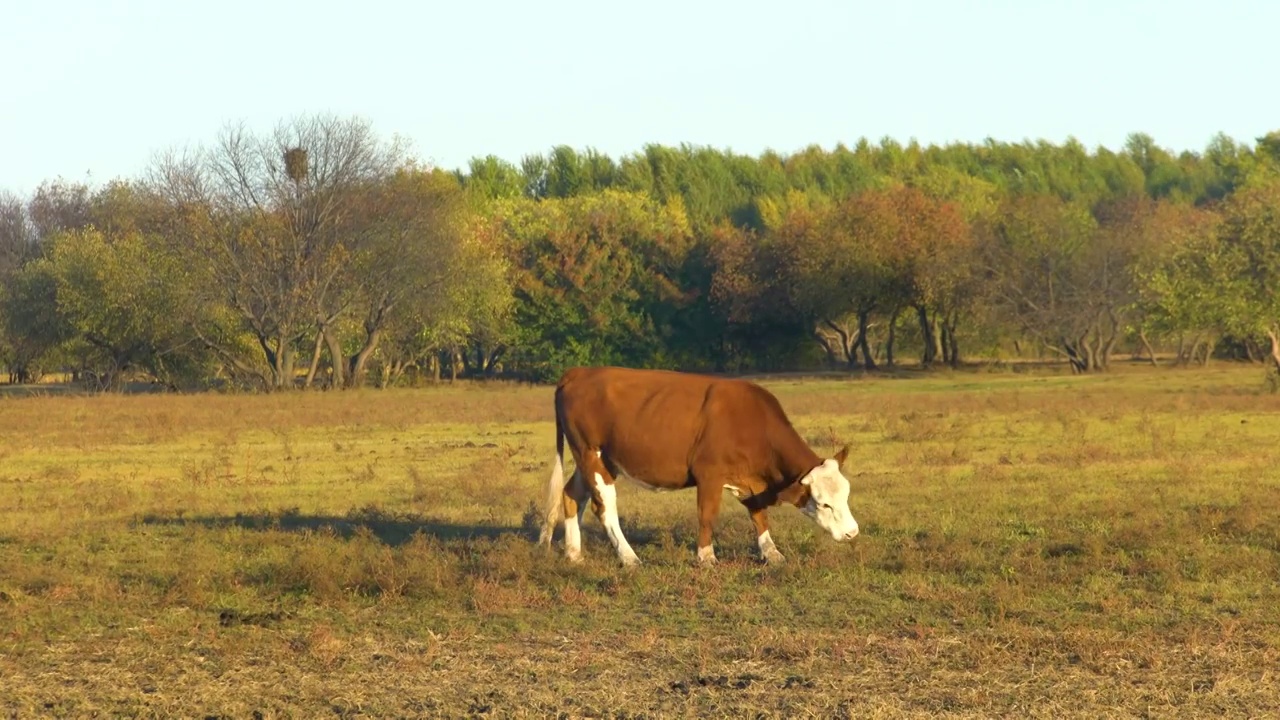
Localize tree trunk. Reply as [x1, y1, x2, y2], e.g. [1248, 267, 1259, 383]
[1264, 329, 1280, 393]
[1060, 337, 1088, 373]
[1244, 337, 1261, 363]
[821, 318, 857, 369]
[324, 328, 346, 389]
[857, 310, 877, 371]
[1099, 310, 1120, 370]
[379, 358, 404, 389]
[346, 327, 383, 389]
[813, 331, 838, 368]
[483, 346, 505, 375]
[1199, 338, 1216, 367]
[256, 335, 280, 389]
[281, 344, 296, 389]
[1186, 337, 1205, 367]
[944, 312, 960, 368]
[265, 336, 296, 390]
[886, 307, 900, 368]
[303, 327, 325, 389]
[1139, 329, 1158, 367]
[916, 305, 936, 367]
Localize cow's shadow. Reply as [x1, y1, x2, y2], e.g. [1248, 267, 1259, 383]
[138, 508, 530, 547]
[136, 503, 664, 549]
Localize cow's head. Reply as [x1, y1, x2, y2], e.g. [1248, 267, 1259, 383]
[798, 445, 859, 541]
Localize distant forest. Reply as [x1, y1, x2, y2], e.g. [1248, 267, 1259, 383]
[3, 115, 1280, 391]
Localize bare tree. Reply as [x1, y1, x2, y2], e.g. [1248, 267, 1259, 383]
[0, 192, 37, 275]
[26, 179, 92, 242]
[978, 194, 1140, 372]
[148, 114, 406, 389]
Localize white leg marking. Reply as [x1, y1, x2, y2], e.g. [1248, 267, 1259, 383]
[563, 471, 587, 563]
[724, 484, 743, 498]
[758, 530, 785, 564]
[564, 512, 583, 563]
[593, 472, 640, 566]
[697, 544, 717, 566]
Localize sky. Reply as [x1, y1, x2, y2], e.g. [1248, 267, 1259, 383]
[3, 0, 1278, 195]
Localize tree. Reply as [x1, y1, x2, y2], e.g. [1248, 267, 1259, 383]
[884, 182, 975, 367]
[149, 114, 406, 390]
[1209, 178, 1280, 380]
[39, 228, 202, 390]
[459, 155, 524, 202]
[326, 166, 502, 389]
[1130, 202, 1229, 365]
[763, 189, 909, 370]
[0, 259, 72, 383]
[26, 178, 92, 242]
[708, 220, 811, 371]
[979, 194, 1123, 372]
[768, 186, 972, 370]
[0, 191, 37, 274]
[489, 190, 694, 380]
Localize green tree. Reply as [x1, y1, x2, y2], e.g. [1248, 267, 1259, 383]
[1129, 202, 1229, 364]
[488, 189, 693, 380]
[40, 228, 203, 390]
[1210, 178, 1280, 380]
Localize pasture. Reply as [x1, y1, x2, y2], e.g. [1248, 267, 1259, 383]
[1, 365, 1279, 718]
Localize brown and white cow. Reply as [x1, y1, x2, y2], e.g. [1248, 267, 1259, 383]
[537, 366, 860, 566]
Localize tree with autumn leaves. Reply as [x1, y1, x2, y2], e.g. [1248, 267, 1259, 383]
[6, 116, 1280, 390]
[717, 186, 972, 371]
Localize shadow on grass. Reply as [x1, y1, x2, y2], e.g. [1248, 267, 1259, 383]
[138, 506, 537, 547]
[137, 503, 670, 551]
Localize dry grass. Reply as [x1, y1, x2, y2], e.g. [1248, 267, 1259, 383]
[1, 364, 1279, 717]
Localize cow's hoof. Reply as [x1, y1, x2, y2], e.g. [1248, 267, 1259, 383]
[567, 552, 584, 564]
[620, 554, 641, 568]
[763, 550, 786, 565]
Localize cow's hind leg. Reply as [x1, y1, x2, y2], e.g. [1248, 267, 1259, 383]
[562, 469, 591, 563]
[583, 450, 640, 567]
[695, 481, 724, 567]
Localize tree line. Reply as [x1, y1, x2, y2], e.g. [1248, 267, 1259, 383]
[3, 114, 1280, 391]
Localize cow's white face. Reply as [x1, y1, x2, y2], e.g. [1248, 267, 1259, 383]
[800, 458, 859, 541]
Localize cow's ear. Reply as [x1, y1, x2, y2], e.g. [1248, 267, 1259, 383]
[833, 445, 849, 467]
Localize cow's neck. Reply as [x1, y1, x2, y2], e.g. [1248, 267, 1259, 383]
[770, 422, 823, 489]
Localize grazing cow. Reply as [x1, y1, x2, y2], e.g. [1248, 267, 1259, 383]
[537, 366, 860, 566]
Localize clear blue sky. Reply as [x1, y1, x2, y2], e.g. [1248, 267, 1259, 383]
[3, 0, 1278, 195]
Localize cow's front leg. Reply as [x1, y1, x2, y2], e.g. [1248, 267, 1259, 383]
[585, 451, 640, 567]
[749, 506, 785, 564]
[695, 481, 724, 567]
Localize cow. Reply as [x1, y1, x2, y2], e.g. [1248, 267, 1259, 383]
[536, 366, 860, 567]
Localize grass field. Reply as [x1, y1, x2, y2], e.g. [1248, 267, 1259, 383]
[2, 364, 1279, 718]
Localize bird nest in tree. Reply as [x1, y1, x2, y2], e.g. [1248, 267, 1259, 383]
[284, 147, 309, 182]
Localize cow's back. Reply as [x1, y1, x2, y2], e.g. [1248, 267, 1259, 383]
[556, 367, 782, 489]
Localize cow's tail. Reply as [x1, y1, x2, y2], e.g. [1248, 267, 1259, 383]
[537, 397, 567, 548]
